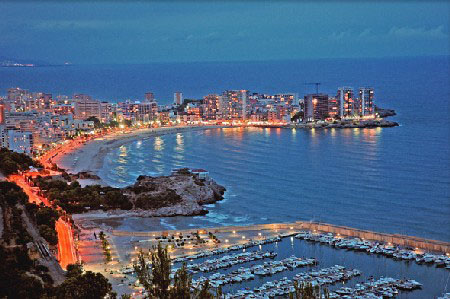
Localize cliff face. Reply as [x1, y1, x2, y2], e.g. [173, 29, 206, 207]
[122, 170, 226, 216]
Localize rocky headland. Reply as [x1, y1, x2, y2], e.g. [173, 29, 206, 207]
[122, 169, 226, 217]
[45, 168, 227, 219]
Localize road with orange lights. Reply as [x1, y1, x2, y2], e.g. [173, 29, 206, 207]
[55, 217, 77, 269]
[8, 174, 50, 207]
[7, 174, 78, 270]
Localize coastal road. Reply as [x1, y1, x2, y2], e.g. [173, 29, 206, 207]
[56, 217, 78, 269]
[7, 174, 50, 207]
[8, 174, 78, 270]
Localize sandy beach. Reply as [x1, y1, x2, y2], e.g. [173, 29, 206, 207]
[52, 125, 227, 185]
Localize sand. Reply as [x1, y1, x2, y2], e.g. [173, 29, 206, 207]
[53, 125, 227, 185]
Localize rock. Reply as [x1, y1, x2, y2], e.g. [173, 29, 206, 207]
[122, 171, 225, 217]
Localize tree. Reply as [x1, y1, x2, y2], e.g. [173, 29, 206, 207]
[194, 280, 215, 299]
[171, 263, 191, 299]
[55, 271, 112, 299]
[123, 119, 132, 127]
[134, 243, 171, 299]
[85, 116, 101, 128]
[39, 225, 58, 245]
[133, 243, 220, 299]
[289, 281, 329, 299]
[66, 263, 84, 278]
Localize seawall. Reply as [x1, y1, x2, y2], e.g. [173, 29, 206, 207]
[111, 220, 450, 254]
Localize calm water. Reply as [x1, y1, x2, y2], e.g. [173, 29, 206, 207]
[1, 57, 449, 242]
[183, 237, 450, 298]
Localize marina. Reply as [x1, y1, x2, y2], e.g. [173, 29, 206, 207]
[92, 223, 450, 297]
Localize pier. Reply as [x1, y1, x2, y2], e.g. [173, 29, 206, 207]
[111, 220, 450, 254]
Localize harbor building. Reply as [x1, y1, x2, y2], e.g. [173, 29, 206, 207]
[337, 87, 355, 118]
[359, 87, 375, 116]
[304, 93, 329, 122]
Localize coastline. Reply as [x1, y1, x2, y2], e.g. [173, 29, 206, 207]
[52, 125, 228, 186]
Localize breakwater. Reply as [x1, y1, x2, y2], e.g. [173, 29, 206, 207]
[111, 220, 450, 254]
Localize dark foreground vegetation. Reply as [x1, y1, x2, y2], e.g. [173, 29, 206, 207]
[33, 176, 133, 213]
[0, 147, 40, 175]
[133, 243, 329, 299]
[0, 181, 115, 299]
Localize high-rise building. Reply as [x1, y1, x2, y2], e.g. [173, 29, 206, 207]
[220, 90, 248, 120]
[74, 96, 101, 120]
[203, 94, 220, 120]
[100, 102, 113, 122]
[304, 93, 329, 122]
[174, 92, 183, 105]
[359, 87, 375, 116]
[337, 87, 355, 118]
[145, 92, 155, 102]
[328, 97, 340, 118]
[0, 104, 5, 124]
[0, 125, 7, 148]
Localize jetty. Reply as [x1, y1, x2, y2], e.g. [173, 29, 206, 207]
[112, 220, 450, 254]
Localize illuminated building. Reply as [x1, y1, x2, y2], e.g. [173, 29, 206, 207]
[174, 92, 183, 106]
[359, 87, 375, 116]
[304, 93, 329, 122]
[0, 125, 7, 148]
[328, 97, 340, 118]
[337, 87, 355, 118]
[203, 94, 220, 120]
[74, 96, 101, 120]
[100, 102, 113, 122]
[7, 130, 34, 154]
[0, 104, 5, 124]
[220, 90, 248, 120]
[118, 100, 158, 122]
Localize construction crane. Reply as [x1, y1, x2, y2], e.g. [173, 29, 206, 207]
[305, 82, 321, 94]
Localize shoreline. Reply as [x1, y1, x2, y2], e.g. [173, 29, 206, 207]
[52, 125, 229, 185]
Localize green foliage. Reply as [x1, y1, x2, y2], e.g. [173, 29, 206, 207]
[34, 177, 132, 213]
[85, 116, 101, 128]
[39, 224, 58, 245]
[0, 245, 45, 299]
[0, 147, 40, 175]
[195, 280, 215, 299]
[289, 281, 330, 299]
[123, 119, 132, 127]
[109, 120, 119, 128]
[134, 190, 182, 210]
[133, 243, 219, 299]
[99, 232, 112, 262]
[171, 263, 191, 299]
[35, 206, 59, 227]
[66, 263, 84, 278]
[54, 270, 112, 299]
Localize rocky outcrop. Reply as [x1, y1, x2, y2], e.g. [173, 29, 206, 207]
[375, 107, 397, 118]
[121, 169, 226, 217]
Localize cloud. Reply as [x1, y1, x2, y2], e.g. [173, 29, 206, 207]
[34, 20, 111, 30]
[328, 30, 352, 41]
[388, 25, 447, 39]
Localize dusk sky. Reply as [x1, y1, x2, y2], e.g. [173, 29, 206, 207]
[1, 1, 449, 64]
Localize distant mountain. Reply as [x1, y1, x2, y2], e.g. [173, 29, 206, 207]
[0, 56, 70, 67]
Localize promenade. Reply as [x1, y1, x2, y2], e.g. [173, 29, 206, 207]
[111, 221, 450, 254]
